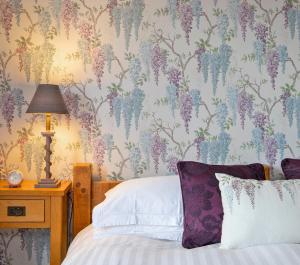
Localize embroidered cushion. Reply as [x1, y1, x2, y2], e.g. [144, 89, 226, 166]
[217, 173, 300, 249]
[176, 161, 265, 249]
[281, 158, 300, 179]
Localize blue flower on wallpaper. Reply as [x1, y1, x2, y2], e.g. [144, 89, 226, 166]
[189, 89, 201, 117]
[252, 127, 264, 160]
[296, 96, 300, 139]
[216, 102, 228, 131]
[277, 45, 288, 74]
[132, 0, 145, 40]
[167, 0, 177, 27]
[112, 6, 121, 37]
[122, 94, 134, 139]
[103, 134, 114, 162]
[218, 14, 229, 43]
[121, 5, 134, 50]
[208, 139, 220, 164]
[129, 57, 142, 88]
[129, 146, 142, 177]
[199, 140, 209, 163]
[166, 84, 178, 117]
[227, 86, 238, 126]
[11, 0, 23, 27]
[286, 96, 295, 127]
[139, 40, 152, 79]
[288, 8, 296, 39]
[296, 9, 300, 49]
[254, 40, 265, 73]
[140, 130, 152, 169]
[12, 88, 25, 118]
[38, 9, 52, 37]
[275, 133, 286, 160]
[102, 44, 114, 73]
[200, 52, 210, 83]
[219, 43, 232, 86]
[218, 131, 231, 164]
[132, 88, 145, 130]
[210, 51, 221, 95]
[228, 0, 240, 34]
[112, 96, 122, 128]
[191, 0, 202, 29]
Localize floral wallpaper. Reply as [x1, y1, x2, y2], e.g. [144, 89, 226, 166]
[0, 0, 299, 264]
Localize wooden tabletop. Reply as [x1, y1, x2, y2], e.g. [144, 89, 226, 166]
[0, 180, 72, 196]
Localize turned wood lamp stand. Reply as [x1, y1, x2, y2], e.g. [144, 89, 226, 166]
[26, 84, 69, 188]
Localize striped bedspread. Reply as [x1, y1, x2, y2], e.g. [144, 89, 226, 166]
[62, 226, 300, 265]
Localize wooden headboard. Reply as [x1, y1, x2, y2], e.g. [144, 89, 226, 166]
[72, 163, 271, 237]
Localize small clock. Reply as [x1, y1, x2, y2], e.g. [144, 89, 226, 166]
[7, 170, 23, 188]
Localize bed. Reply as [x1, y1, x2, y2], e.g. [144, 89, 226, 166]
[62, 163, 300, 265]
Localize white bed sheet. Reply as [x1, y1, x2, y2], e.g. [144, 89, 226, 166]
[62, 225, 300, 265]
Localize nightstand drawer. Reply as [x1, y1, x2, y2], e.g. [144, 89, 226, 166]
[0, 199, 45, 222]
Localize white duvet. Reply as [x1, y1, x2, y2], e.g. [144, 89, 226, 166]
[62, 225, 300, 265]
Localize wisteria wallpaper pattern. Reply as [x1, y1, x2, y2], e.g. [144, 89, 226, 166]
[0, 0, 299, 264]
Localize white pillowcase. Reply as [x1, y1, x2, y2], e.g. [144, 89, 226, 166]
[216, 173, 300, 249]
[92, 175, 183, 228]
[93, 225, 183, 241]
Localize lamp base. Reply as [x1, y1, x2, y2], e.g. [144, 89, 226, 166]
[35, 178, 61, 188]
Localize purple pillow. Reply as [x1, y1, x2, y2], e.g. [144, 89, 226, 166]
[177, 161, 265, 249]
[281, 158, 300, 179]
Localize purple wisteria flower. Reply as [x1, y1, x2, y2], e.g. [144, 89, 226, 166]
[267, 49, 279, 90]
[264, 136, 278, 166]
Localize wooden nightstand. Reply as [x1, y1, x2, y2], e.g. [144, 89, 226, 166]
[0, 180, 71, 265]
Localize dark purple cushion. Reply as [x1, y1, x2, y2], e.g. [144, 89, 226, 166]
[177, 161, 265, 249]
[281, 158, 300, 179]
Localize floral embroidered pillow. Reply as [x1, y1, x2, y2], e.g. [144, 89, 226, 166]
[216, 173, 300, 249]
[177, 161, 265, 249]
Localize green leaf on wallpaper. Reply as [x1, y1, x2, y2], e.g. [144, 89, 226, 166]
[125, 52, 135, 61]
[33, 5, 42, 14]
[125, 142, 135, 150]
[213, 8, 223, 17]
[212, 97, 222, 106]
[224, 118, 233, 130]
[46, 27, 57, 40]
[281, 83, 296, 93]
[154, 8, 169, 17]
[136, 73, 147, 86]
[242, 53, 256, 62]
[195, 128, 210, 138]
[266, 32, 277, 50]
[136, 161, 147, 175]
[65, 52, 81, 61]
[154, 97, 168, 106]
[108, 83, 122, 93]
[241, 141, 255, 150]
[196, 39, 210, 49]
[107, 172, 124, 181]
[224, 29, 235, 42]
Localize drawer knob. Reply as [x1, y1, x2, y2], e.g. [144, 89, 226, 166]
[7, 206, 26, 216]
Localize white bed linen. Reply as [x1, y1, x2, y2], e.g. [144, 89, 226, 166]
[62, 225, 300, 265]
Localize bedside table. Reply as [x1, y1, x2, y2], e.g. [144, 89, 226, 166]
[0, 180, 71, 265]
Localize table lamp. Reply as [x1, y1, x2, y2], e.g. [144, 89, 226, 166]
[26, 84, 69, 188]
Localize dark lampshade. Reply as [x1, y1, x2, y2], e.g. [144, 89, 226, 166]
[26, 84, 69, 114]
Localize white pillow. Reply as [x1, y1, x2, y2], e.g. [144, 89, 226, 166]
[93, 225, 183, 241]
[216, 173, 300, 249]
[92, 175, 183, 228]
